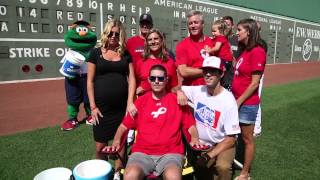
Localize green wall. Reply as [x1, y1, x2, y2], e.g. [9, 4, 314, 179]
[212, 0, 320, 23]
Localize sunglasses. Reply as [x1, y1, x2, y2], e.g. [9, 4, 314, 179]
[140, 22, 152, 28]
[149, 76, 166, 82]
[203, 68, 222, 75]
[108, 31, 120, 38]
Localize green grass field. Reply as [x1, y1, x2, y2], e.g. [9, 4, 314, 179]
[1, 78, 320, 180]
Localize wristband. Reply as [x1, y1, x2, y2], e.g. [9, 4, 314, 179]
[91, 106, 97, 111]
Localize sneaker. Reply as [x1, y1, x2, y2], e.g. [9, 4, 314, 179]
[253, 132, 261, 138]
[61, 119, 78, 131]
[85, 115, 94, 125]
[113, 171, 121, 180]
[127, 129, 135, 145]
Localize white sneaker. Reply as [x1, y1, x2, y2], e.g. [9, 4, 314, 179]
[113, 171, 121, 180]
[253, 132, 261, 138]
[127, 130, 135, 145]
[85, 115, 94, 125]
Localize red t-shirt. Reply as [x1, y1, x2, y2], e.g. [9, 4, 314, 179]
[122, 92, 195, 155]
[136, 57, 178, 93]
[232, 46, 266, 105]
[211, 35, 233, 62]
[175, 36, 212, 85]
[127, 36, 145, 66]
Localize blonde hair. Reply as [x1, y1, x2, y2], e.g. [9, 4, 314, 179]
[143, 29, 168, 61]
[212, 19, 229, 36]
[99, 19, 126, 55]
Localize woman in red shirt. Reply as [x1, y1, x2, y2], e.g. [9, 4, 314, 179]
[135, 29, 178, 95]
[232, 19, 266, 180]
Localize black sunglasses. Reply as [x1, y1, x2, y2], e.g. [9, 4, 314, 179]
[203, 68, 222, 77]
[108, 31, 120, 38]
[149, 76, 166, 82]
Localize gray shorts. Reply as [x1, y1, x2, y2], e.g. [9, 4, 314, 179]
[127, 152, 184, 176]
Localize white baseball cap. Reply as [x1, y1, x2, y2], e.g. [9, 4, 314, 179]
[200, 56, 225, 71]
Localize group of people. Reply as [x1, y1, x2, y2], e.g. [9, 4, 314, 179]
[61, 9, 267, 180]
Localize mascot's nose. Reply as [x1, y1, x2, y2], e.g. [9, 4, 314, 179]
[79, 31, 87, 36]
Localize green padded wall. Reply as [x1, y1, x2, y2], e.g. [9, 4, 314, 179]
[211, 0, 320, 24]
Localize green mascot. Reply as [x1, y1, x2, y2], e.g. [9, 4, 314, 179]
[60, 20, 97, 131]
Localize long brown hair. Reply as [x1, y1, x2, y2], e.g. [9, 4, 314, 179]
[143, 29, 168, 61]
[99, 19, 126, 55]
[237, 18, 260, 51]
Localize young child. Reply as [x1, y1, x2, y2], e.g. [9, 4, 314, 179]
[205, 19, 234, 90]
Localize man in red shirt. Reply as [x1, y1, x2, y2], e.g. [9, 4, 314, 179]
[107, 64, 201, 180]
[175, 10, 212, 86]
[127, 13, 153, 67]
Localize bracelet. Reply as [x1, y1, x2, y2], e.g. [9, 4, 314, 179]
[91, 106, 97, 111]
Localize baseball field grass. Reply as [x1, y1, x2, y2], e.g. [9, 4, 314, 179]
[1, 78, 320, 180]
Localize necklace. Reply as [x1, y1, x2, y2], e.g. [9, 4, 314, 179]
[100, 47, 121, 61]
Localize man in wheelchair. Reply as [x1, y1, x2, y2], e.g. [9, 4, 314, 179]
[177, 56, 241, 180]
[105, 64, 203, 180]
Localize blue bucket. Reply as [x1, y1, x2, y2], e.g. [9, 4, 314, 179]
[33, 167, 72, 180]
[59, 50, 85, 78]
[73, 159, 112, 180]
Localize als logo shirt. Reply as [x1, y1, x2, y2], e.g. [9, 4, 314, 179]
[151, 107, 167, 118]
[195, 102, 221, 129]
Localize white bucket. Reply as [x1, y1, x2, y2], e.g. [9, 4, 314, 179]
[73, 159, 112, 180]
[34, 167, 72, 180]
[59, 50, 86, 78]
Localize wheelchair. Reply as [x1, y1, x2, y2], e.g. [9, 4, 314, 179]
[101, 128, 210, 180]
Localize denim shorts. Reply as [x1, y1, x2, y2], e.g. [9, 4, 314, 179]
[239, 105, 259, 125]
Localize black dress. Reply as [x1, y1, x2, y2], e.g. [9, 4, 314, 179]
[88, 48, 131, 143]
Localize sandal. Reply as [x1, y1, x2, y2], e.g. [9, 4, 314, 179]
[234, 174, 251, 180]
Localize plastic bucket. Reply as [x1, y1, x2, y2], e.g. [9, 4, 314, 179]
[59, 50, 85, 78]
[73, 159, 112, 180]
[34, 167, 72, 180]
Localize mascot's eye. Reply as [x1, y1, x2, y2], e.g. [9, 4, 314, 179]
[82, 27, 88, 32]
[76, 27, 82, 33]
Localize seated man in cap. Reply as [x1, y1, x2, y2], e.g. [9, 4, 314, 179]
[177, 56, 241, 180]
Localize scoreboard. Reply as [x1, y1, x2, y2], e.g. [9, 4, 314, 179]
[0, 0, 320, 81]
